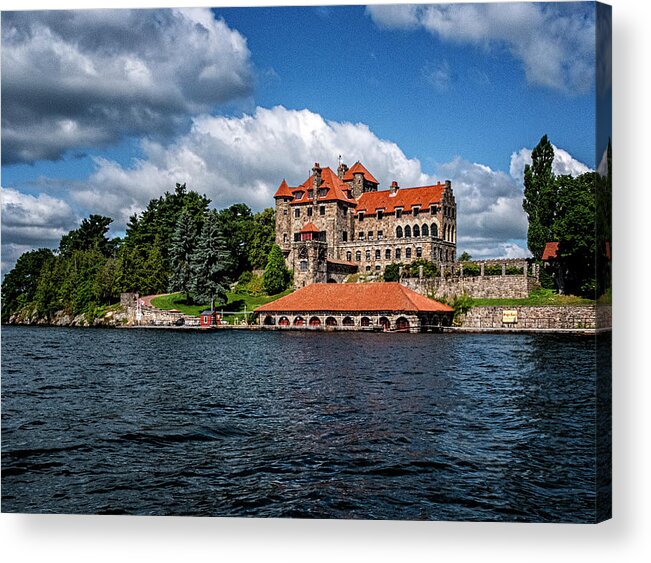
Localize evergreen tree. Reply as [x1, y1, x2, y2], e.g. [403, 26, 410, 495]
[168, 208, 198, 301]
[1, 248, 54, 321]
[523, 135, 556, 260]
[263, 244, 290, 295]
[190, 211, 232, 309]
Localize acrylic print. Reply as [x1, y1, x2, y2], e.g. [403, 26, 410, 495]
[1, 2, 611, 522]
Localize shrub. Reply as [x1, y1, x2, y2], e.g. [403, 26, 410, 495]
[462, 262, 481, 277]
[505, 266, 524, 275]
[485, 264, 503, 276]
[404, 259, 439, 278]
[383, 263, 401, 282]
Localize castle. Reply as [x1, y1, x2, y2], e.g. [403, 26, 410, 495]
[274, 161, 457, 287]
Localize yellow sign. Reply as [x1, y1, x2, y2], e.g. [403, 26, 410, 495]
[502, 310, 518, 324]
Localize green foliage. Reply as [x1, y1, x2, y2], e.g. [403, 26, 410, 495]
[471, 288, 594, 307]
[1, 248, 54, 321]
[59, 215, 115, 257]
[484, 264, 503, 276]
[539, 264, 556, 289]
[523, 135, 556, 260]
[248, 208, 276, 269]
[168, 208, 200, 300]
[383, 263, 401, 282]
[461, 262, 481, 277]
[190, 210, 233, 308]
[458, 251, 472, 262]
[451, 293, 474, 326]
[505, 266, 524, 275]
[404, 259, 439, 278]
[215, 203, 254, 279]
[263, 244, 290, 295]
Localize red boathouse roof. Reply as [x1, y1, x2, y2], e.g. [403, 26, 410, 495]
[255, 282, 453, 313]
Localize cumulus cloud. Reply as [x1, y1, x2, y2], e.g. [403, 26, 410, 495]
[1, 187, 78, 274]
[509, 144, 591, 184]
[367, 2, 595, 93]
[1, 8, 253, 164]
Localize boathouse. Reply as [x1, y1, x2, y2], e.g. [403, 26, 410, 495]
[255, 282, 453, 332]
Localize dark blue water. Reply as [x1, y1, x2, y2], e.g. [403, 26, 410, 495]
[1, 326, 607, 521]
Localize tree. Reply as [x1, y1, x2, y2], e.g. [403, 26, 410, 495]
[263, 244, 290, 295]
[59, 215, 115, 257]
[523, 135, 556, 260]
[1, 248, 54, 321]
[383, 263, 401, 282]
[248, 208, 276, 269]
[168, 209, 199, 301]
[216, 203, 255, 278]
[458, 251, 472, 262]
[190, 211, 232, 309]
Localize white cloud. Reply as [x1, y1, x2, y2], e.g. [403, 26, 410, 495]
[509, 144, 591, 183]
[367, 3, 595, 94]
[1, 8, 253, 164]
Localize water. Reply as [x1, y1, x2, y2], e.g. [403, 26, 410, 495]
[1, 326, 608, 521]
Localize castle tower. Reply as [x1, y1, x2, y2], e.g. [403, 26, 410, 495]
[273, 179, 293, 255]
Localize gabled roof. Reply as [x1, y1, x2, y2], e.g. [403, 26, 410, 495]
[355, 184, 446, 214]
[542, 242, 559, 261]
[255, 282, 453, 313]
[273, 179, 293, 198]
[290, 167, 356, 205]
[299, 222, 320, 233]
[343, 161, 379, 184]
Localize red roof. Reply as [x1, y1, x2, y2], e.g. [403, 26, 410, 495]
[542, 242, 559, 260]
[255, 282, 453, 313]
[290, 167, 356, 205]
[273, 179, 293, 198]
[326, 258, 358, 268]
[299, 222, 320, 233]
[343, 161, 379, 184]
[356, 184, 445, 214]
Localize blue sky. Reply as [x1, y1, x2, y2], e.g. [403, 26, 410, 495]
[1, 2, 609, 273]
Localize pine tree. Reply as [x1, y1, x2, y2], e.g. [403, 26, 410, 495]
[263, 244, 290, 295]
[168, 208, 198, 302]
[190, 211, 232, 309]
[523, 135, 556, 260]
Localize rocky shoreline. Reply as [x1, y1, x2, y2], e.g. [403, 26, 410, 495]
[6, 307, 130, 328]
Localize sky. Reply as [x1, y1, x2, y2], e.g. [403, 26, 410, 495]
[1, 2, 609, 275]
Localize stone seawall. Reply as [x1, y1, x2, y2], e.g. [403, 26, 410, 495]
[459, 305, 612, 330]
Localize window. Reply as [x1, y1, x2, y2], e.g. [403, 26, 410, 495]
[430, 205, 437, 215]
[308, 190, 313, 199]
[319, 206, 325, 216]
[358, 232, 364, 241]
[395, 248, 401, 259]
[283, 233, 288, 243]
[318, 188, 327, 198]
[343, 207, 348, 216]
[295, 192, 303, 200]
[375, 249, 381, 260]
[358, 212, 364, 221]
[375, 265, 381, 271]
[396, 208, 403, 219]
[377, 230, 383, 240]
[422, 224, 429, 236]
[385, 248, 391, 259]
[342, 231, 348, 242]
[377, 210, 383, 220]
[366, 266, 371, 272]
[405, 225, 411, 238]
[294, 208, 300, 218]
[406, 247, 412, 259]
[347, 251, 352, 261]
[365, 249, 371, 261]
[307, 207, 313, 217]
[294, 233, 300, 242]
[396, 226, 403, 238]
[413, 206, 420, 217]
[283, 208, 287, 215]
[368, 231, 374, 241]
[416, 247, 422, 258]
[413, 225, 420, 237]
[431, 223, 438, 237]
[355, 251, 361, 261]
[300, 260, 308, 272]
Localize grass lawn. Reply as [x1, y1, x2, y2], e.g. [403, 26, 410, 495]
[150, 289, 293, 319]
[470, 288, 595, 307]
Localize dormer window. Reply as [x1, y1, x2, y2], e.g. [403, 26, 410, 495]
[430, 205, 437, 214]
[413, 206, 420, 217]
[295, 192, 303, 200]
[307, 190, 313, 199]
[377, 210, 384, 220]
[358, 211, 364, 221]
[395, 208, 403, 219]
[318, 188, 328, 198]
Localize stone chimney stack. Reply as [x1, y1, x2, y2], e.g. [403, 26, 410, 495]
[445, 180, 452, 192]
[390, 181, 399, 195]
[312, 163, 322, 198]
[337, 161, 348, 180]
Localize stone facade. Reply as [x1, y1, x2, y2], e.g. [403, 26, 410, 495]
[275, 161, 456, 288]
[459, 305, 612, 330]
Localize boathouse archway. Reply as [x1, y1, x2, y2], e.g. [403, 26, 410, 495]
[396, 317, 410, 332]
[263, 315, 275, 325]
[325, 317, 337, 327]
[278, 316, 290, 327]
[342, 316, 355, 327]
[294, 316, 305, 326]
[309, 316, 321, 327]
[360, 316, 371, 327]
[379, 316, 391, 331]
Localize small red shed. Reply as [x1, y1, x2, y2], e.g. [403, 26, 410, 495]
[200, 310, 219, 327]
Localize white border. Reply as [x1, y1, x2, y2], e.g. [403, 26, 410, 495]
[1, 1, 649, 561]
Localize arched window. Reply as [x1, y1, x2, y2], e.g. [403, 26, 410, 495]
[355, 251, 361, 261]
[406, 247, 412, 259]
[396, 226, 403, 238]
[347, 251, 352, 262]
[405, 225, 411, 238]
[395, 248, 401, 259]
[422, 224, 429, 236]
[413, 225, 420, 237]
[431, 223, 438, 237]
[385, 248, 391, 259]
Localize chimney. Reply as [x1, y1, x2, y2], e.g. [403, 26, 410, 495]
[445, 180, 452, 192]
[312, 162, 322, 196]
[337, 162, 348, 180]
[390, 181, 399, 195]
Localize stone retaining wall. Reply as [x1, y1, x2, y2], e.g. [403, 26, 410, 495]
[401, 275, 540, 300]
[459, 305, 612, 330]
